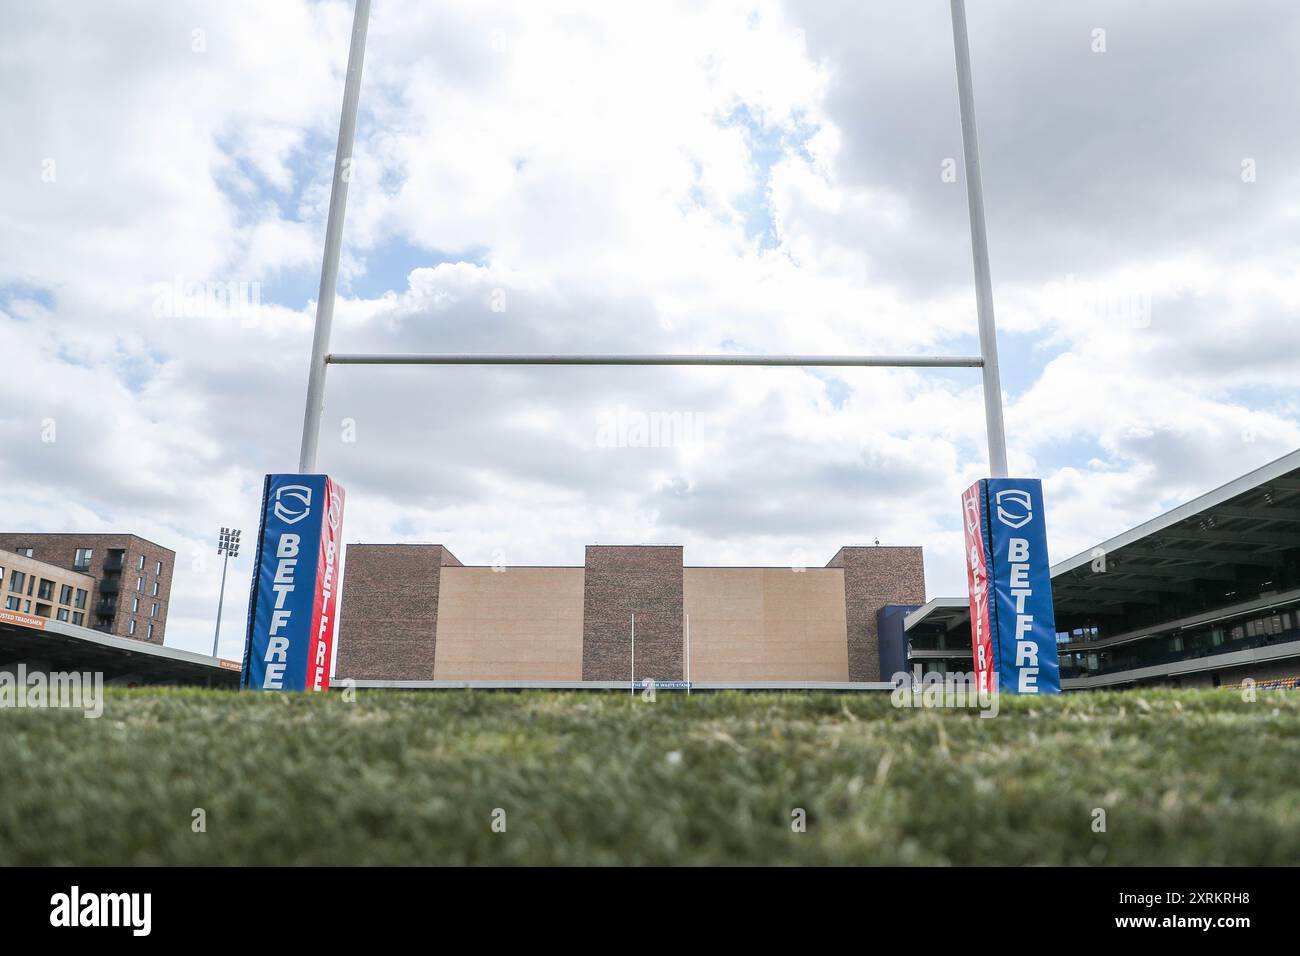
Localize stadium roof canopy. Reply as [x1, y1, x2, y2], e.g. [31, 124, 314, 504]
[0, 613, 239, 686]
[904, 596, 969, 634]
[907, 447, 1300, 633]
[1050, 448, 1300, 624]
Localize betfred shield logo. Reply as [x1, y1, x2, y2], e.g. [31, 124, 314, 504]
[272, 484, 313, 524]
[994, 488, 1032, 529]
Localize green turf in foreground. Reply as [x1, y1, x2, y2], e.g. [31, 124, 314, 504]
[1, 688, 1297, 865]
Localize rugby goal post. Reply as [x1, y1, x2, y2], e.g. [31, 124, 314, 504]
[296, 0, 1010, 478]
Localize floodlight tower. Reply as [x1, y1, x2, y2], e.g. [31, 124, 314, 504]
[213, 527, 241, 657]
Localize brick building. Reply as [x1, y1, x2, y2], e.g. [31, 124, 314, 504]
[0, 550, 96, 628]
[336, 544, 925, 683]
[0, 534, 175, 645]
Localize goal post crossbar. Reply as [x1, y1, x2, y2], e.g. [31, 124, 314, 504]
[325, 353, 984, 369]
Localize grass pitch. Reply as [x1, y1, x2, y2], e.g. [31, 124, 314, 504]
[1, 687, 1298, 865]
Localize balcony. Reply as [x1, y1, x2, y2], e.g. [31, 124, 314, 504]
[102, 554, 125, 572]
[1068, 627, 1300, 679]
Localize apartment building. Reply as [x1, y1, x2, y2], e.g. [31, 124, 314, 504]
[0, 534, 175, 644]
[0, 550, 96, 627]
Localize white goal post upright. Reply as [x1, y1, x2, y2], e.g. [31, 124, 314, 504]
[298, 0, 371, 475]
[296, 0, 1010, 479]
[949, 0, 1009, 478]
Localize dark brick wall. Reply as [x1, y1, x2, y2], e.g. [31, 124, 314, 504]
[582, 545, 683, 681]
[334, 544, 459, 680]
[827, 546, 926, 681]
[0, 533, 174, 644]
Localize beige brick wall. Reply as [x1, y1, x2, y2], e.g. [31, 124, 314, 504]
[684, 568, 849, 681]
[434, 567, 585, 680]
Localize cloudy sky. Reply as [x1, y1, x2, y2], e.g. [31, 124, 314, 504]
[4, 0, 1299, 658]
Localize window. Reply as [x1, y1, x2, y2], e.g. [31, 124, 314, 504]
[56, 608, 69, 622]
[155, 560, 162, 576]
[4, 596, 17, 610]
[59, 584, 73, 605]
[9, 570, 24, 593]
[137, 577, 144, 591]
[137, 554, 145, 570]
[150, 602, 158, 619]
[74, 588, 87, 609]
[152, 580, 159, 596]
[131, 596, 139, 614]
[146, 622, 154, 640]
[34, 604, 51, 618]
[127, 619, 136, 636]
[22, 600, 30, 612]
[73, 548, 93, 570]
[15, 547, 32, 557]
[37, 579, 53, 601]
[72, 612, 84, 626]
